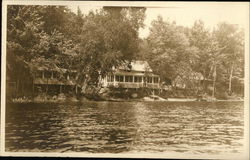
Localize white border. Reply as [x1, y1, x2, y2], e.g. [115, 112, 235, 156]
[243, 2, 250, 159]
[1, 1, 7, 156]
[1, 1, 249, 159]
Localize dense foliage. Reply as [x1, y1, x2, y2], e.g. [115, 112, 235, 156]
[6, 5, 244, 98]
[142, 16, 244, 98]
[7, 5, 146, 95]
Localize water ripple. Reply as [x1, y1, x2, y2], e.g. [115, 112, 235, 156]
[5, 101, 244, 155]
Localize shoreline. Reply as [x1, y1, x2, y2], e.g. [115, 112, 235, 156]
[8, 97, 244, 104]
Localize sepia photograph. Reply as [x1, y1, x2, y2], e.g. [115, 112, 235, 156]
[1, 1, 249, 159]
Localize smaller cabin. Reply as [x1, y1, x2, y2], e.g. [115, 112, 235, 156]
[33, 67, 80, 95]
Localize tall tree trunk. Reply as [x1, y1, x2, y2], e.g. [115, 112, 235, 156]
[81, 76, 90, 94]
[46, 78, 48, 94]
[16, 78, 19, 97]
[212, 65, 217, 98]
[60, 85, 62, 93]
[202, 69, 206, 92]
[32, 79, 35, 100]
[75, 85, 78, 95]
[228, 63, 234, 95]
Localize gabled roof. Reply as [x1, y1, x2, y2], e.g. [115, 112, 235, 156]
[118, 60, 153, 72]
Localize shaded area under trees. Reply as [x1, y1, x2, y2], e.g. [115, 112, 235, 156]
[6, 5, 244, 100]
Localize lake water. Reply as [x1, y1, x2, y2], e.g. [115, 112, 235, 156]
[5, 101, 244, 156]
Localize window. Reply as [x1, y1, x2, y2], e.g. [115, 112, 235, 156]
[125, 76, 133, 82]
[154, 77, 159, 83]
[107, 75, 111, 82]
[148, 77, 153, 83]
[115, 75, 119, 82]
[134, 76, 137, 82]
[35, 71, 43, 78]
[107, 75, 114, 82]
[115, 75, 124, 82]
[44, 71, 52, 79]
[129, 76, 133, 82]
[125, 76, 129, 82]
[53, 71, 59, 79]
[120, 76, 124, 82]
[134, 76, 142, 83]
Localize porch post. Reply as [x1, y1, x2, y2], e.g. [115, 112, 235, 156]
[32, 79, 34, 98]
[46, 77, 48, 94]
[60, 85, 62, 93]
[51, 71, 53, 79]
[42, 71, 45, 79]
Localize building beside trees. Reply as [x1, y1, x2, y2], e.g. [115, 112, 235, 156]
[33, 68, 80, 96]
[7, 60, 161, 98]
[102, 61, 160, 89]
[5, 5, 244, 101]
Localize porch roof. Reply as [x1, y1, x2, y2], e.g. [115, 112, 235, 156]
[34, 78, 76, 85]
[111, 70, 159, 77]
[117, 60, 153, 72]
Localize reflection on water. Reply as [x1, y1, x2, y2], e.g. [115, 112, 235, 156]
[6, 101, 244, 155]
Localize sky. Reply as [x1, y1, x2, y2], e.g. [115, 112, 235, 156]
[68, 2, 249, 38]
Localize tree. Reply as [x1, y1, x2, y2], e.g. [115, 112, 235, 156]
[7, 5, 78, 97]
[206, 39, 225, 98]
[188, 20, 212, 79]
[36, 6, 71, 35]
[7, 5, 45, 96]
[145, 16, 195, 89]
[74, 7, 146, 94]
[213, 23, 244, 95]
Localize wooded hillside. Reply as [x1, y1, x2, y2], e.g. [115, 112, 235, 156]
[6, 5, 244, 99]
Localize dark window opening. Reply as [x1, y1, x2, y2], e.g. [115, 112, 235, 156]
[107, 75, 114, 82]
[115, 75, 124, 82]
[53, 72, 60, 79]
[148, 77, 153, 83]
[35, 71, 43, 78]
[154, 77, 159, 83]
[125, 76, 133, 82]
[134, 76, 142, 83]
[44, 71, 52, 79]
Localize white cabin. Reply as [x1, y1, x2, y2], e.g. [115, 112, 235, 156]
[102, 61, 160, 89]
